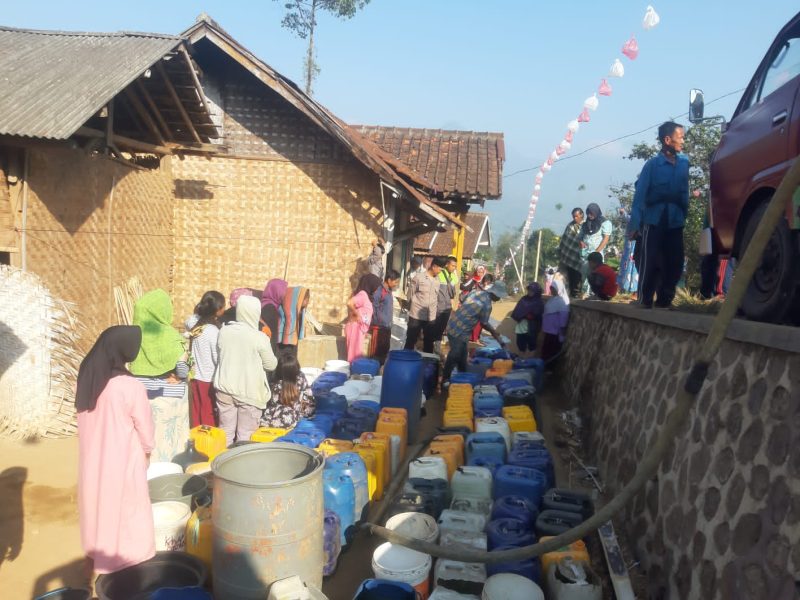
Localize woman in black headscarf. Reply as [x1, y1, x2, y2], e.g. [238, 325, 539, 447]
[580, 203, 612, 255]
[76, 326, 157, 577]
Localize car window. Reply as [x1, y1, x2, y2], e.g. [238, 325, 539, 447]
[759, 35, 800, 101]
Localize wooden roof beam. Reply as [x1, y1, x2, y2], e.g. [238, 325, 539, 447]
[156, 61, 202, 144]
[123, 87, 165, 145]
[178, 45, 215, 130]
[136, 79, 173, 142]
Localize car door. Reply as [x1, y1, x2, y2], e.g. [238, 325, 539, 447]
[711, 21, 800, 251]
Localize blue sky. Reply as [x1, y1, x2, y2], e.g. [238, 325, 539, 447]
[4, 1, 799, 238]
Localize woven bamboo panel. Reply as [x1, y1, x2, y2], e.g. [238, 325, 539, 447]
[172, 155, 384, 325]
[24, 148, 175, 350]
[0, 265, 83, 439]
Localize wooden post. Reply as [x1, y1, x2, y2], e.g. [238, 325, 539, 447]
[509, 248, 524, 290]
[534, 230, 543, 285]
[451, 211, 466, 275]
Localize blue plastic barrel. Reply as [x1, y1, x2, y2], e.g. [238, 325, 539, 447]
[507, 448, 555, 489]
[381, 350, 423, 443]
[486, 517, 536, 549]
[323, 509, 341, 576]
[325, 452, 369, 522]
[466, 432, 507, 464]
[323, 470, 356, 545]
[351, 358, 381, 376]
[493, 465, 548, 506]
[353, 579, 416, 600]
[487, 546, 542, 583]
[491, 495, 540, 528]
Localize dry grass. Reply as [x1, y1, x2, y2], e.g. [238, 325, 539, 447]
[609, 289, 723, 314]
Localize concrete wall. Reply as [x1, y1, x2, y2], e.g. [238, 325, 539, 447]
[560, 302, 799, 600]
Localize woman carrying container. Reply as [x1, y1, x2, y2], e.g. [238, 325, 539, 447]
[214, 295, 278, 445]
[76, 326, 155, 579]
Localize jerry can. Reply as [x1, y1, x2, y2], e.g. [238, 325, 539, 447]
[443, 410, 474, 432]
[323, 509, 342, 576]
[502, 406, 537, 433]
[325, 451, 369, 522]
[376, 415, 408, 461]
[539, 535, 590, 575]
[360, 433, 392, 485]
[431, 434, 465, 463]
[486, 517, 536, 550]
[491, 495, 539, 528]
[437, 509, 487, 536]
[185, 503, 212, 576]
[507, 447, 554, 489]
[465, 432, 506, 465]
[475, 417, 511, 451]
[250, 426, 289, 442]
[438, 529, 488, 551]
[466, 456, 504, 477]
[494, 465, 548, 506]
[323, 470, 356, 545]
[407, 477, 451, 519]
[317, 438, 354, 457]
[448, 382, 474, 399]
[357, 441, 387, 494]
[409, 455, 448, 482]
[354, 446, 381, 501]
[450, 496, 493, 520]
[535, 510, 584, 537]
[424, 446, 459, 480]
[491, 359, 513, 374]
[451, 466, 493, 500]
[379, 406, 408, 421]
[189, 425, 227, 461]
[512, 431, 545, 447]
[433, 560, 486, 596]
[542, 489, 594, 521]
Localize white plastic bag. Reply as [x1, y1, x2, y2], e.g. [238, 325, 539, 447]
[643, 5, 660, 30]
[609, 59, 625, 78]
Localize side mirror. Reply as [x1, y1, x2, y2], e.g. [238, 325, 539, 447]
[689, 89, 705, 123]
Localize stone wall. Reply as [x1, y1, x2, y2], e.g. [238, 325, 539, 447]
[559, 302, 799, 600]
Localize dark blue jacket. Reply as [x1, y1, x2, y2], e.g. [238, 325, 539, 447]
[629, 152, 690, 232]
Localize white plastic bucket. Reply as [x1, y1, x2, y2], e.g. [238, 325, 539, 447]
[386, 512, 439, 544]
[152, 500, 191, 551]
[268, 575, 329, 600]
[325, 360, 350, 375]
[430, 588, 480, 599]
[372, 542, 432, 599]
[409, 456, 448, 482]
[475, 417, 511, 451]
[147, 461, 183, 480]
[451, 467, 493, 500]
[437, 510, 487, 536]
[300, 367, 323, 385]
[482, 573, 545, 600]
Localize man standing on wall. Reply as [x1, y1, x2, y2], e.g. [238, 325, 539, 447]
[433, 256, 458, 352]
[404, 257, 442, 353]
[628, 121, 689, 309]
[558, 207, 585, 298]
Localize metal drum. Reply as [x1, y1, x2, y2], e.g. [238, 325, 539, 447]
[211, 443, 324, 599]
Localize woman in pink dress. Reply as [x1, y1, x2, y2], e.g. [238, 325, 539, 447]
[76, 325, 155, 579]
[344, 274, 380, 362]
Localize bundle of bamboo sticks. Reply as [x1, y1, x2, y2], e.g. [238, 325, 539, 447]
[113, 276, 144, 325]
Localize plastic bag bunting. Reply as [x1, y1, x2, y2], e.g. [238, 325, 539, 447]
[501, 5, 660, 272]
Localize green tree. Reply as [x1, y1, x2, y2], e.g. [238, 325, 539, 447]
[275, 0, 371, 95]
[607, 124, 721, 290]
[524, 228, 560, 283]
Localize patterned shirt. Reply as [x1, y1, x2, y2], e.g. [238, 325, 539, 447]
[446, 290, 492, 341]
[559, 221, 583, 272]
[261, 374, 315, 429]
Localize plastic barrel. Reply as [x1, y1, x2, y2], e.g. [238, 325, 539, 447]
[353, 579, 417, 600]
[211, 443, 324, 598]
[381, 350, 424, 443]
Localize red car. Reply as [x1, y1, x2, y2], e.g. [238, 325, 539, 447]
[690, 11, 800, 322]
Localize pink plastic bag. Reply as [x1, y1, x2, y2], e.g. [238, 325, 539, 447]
[577, 108, 590, 123]
[598, 79, 613, 96]
[622, 36, 639, 60]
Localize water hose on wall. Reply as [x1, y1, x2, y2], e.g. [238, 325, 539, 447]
[365, 157, 800, 564]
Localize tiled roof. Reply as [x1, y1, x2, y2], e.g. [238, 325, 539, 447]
[415, 212, 491, 259]
[0, 26, 183, 139]
[352, 126, 505, 200]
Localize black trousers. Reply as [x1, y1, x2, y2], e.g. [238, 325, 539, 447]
[639, 224, 684, 307]
[700, 254, 719, 299]
[563, 267, 583, 298]
[432, 310, 451, 342]
[404, 317, 435, 353]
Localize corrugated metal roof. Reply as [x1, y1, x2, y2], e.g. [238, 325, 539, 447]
[353, 126, 505, 199]
[0, 26, 183, 139]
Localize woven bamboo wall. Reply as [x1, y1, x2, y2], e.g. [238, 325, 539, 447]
[172, 154, 385, 325]
[24, 147, 175, 350]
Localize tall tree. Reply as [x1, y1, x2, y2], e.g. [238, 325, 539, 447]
[608, 124, 721, 290]
[276, 0, 371, 95]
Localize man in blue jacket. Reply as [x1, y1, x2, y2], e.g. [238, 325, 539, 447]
[627, 121, 689, 308]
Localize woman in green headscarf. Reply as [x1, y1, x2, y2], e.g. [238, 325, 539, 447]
[130, 289, 186, 378]
[130, 289, 190, 463]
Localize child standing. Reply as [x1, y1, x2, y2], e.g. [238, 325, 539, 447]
[261, 354, 315, 429]
[187, 291, 226, 427]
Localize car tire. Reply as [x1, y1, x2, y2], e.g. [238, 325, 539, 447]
[739, 200, 798, 323]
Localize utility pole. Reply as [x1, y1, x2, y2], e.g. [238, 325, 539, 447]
[520, 236, 527, 284]
[534, 230, 543, 285]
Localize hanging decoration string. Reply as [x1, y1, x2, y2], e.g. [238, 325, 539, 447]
[502, 4, 661, 273]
